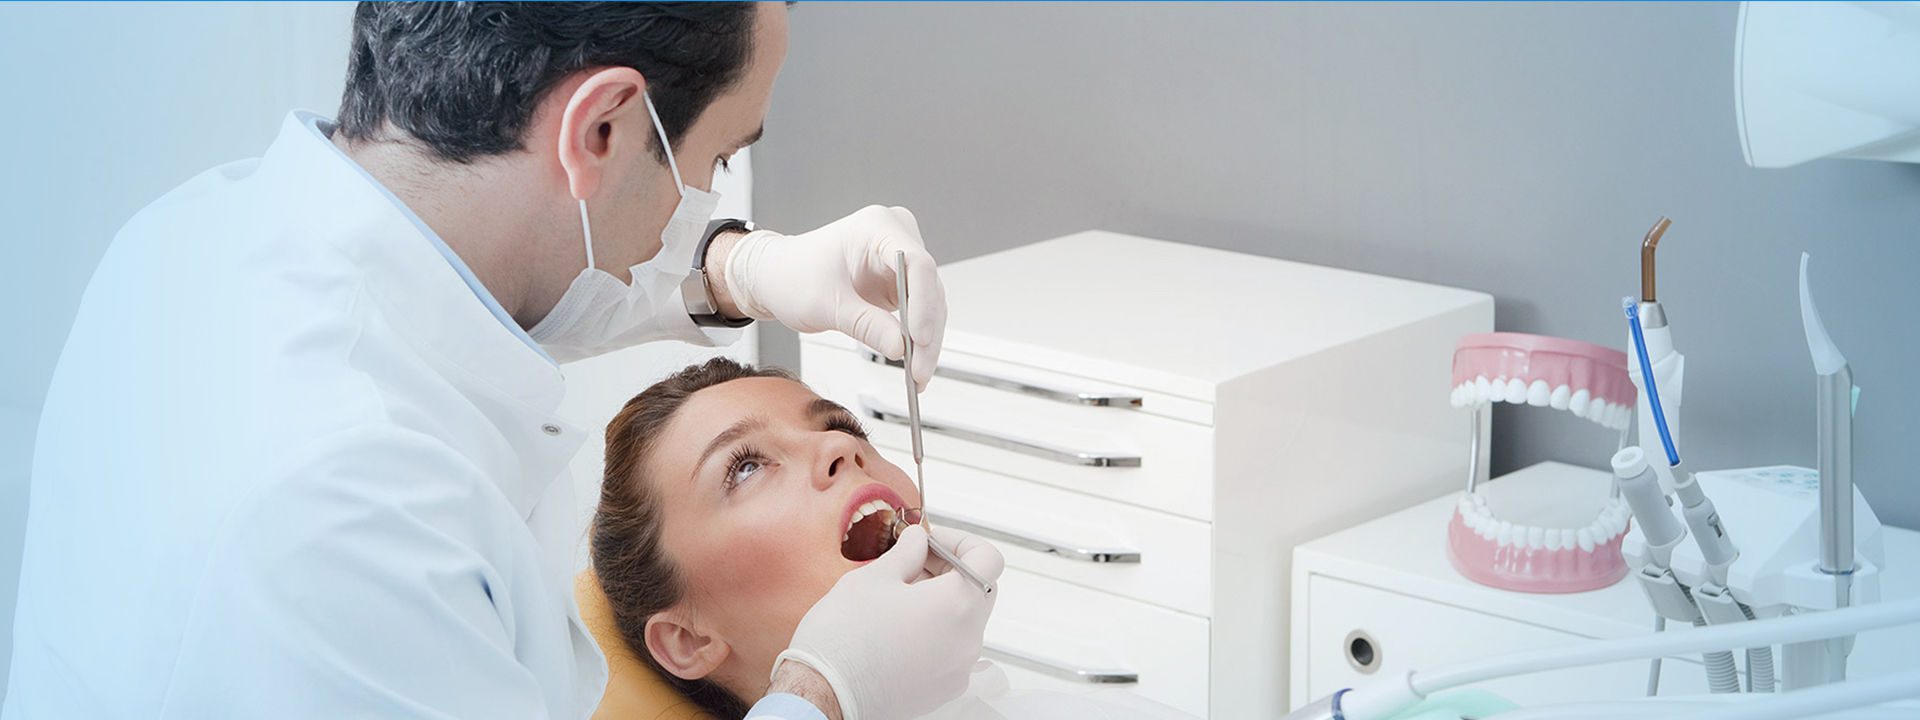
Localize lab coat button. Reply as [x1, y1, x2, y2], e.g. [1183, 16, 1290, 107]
[541, 423, 562, 436]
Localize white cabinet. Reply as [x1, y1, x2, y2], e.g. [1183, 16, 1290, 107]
[802, 231, 1492, 717]
[1290, 461, 1920, 710]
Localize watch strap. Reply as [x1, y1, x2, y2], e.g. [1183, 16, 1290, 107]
[684, 218, 754, 328]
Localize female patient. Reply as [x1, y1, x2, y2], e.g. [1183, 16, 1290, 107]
[592, 358, 991, 717]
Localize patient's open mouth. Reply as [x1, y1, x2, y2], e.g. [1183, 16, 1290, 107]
[842, 502, 899, 562]
[839, 484, 913, 562]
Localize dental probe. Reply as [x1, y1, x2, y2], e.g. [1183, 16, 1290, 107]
[1641, 216, 1671, 304]
[894, 251, 995, 596]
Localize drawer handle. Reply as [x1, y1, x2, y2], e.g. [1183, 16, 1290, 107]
[864, 351, 1144, 409]
[929, 512, 1142, 564]
[860, 395, 1143, 468]
[983, 642, 1139, 685]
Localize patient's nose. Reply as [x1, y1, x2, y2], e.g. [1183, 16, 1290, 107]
[813, 432, 868, 491]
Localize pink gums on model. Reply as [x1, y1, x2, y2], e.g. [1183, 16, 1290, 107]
[1447, 508, 1630, 593]
[1450, 333, 1637, 430]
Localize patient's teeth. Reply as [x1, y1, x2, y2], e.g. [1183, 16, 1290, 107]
[1504, 378, 1528, 404]
[1550, 384, 1572, 410]
[1569, 389, 1591, 417]
[1527, 380, 1551, 406]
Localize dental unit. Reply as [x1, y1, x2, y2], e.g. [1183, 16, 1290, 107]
[1447, 333, 1635, 593]
[1613, 221, 1761, 695]
[1284, 223, 1898, 719]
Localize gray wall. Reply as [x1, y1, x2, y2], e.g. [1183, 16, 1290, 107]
[754, 2, 1920, 528]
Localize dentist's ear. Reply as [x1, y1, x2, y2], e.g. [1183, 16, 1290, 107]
[556, 66, 648, 201]
[643, 609, 731, 681]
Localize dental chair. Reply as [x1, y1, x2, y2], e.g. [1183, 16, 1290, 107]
[575, 573, 715, 720]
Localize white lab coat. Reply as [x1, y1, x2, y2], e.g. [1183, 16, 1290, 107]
[4, 112, 771, 718]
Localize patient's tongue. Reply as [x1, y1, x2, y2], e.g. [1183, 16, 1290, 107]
[840, 511, 897, 562]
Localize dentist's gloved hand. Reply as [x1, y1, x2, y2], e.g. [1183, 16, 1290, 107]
[772, 525, 1004, 720]
[721, 206, 946, 390]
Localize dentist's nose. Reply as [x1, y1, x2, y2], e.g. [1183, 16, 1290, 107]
[812, 431, 869, 492]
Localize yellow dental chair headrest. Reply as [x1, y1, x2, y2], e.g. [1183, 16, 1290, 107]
[575, 573, 715, 720]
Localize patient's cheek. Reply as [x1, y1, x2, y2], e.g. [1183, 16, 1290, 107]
[691, 507, 839, 607]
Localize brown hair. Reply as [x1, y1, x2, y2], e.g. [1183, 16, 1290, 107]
[592, 357, 796, 718]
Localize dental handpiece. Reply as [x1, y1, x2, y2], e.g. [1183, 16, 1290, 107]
[1673, 469, 1739, 586]
[1614, 447, 1686, 569]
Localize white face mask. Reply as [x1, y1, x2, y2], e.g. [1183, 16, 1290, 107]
[528, 92, 722, 362]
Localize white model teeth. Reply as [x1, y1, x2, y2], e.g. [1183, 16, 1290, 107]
[843, 499, 897, 541]
[1526, 380, 1551, 407]
[1450, 377, 1630, 430]
[1457, 493, 1631, 550]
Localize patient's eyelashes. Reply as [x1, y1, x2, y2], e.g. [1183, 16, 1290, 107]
[824, 414, 869, 440]
[723, 445, 771, 494]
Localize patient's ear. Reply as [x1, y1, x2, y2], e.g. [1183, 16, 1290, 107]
[643, 610, 730, 680]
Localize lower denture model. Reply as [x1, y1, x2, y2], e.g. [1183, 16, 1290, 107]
[1445, 333, 1636, 593]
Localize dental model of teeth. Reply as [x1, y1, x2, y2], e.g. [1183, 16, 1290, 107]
[1449, 333, 1637, 431]
[1448, 490, 1632, 593]
[1445, 332, 1638, 593]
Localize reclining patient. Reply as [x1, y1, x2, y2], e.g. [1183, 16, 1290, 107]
[592, 359, 1188, 720]
[592, 357, 956, 717]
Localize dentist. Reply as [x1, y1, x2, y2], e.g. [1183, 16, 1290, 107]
[7, 4, 996, 720]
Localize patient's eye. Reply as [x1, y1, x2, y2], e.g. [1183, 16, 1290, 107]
[825, 414, 870, 440]
[724, 447, 768, 493]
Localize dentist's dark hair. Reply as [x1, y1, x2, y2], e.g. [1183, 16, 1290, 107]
[594, 357, 797, 718]
[336, 2, 761, 164]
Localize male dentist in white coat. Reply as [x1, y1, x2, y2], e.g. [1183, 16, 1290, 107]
[6, 3, 1002, 719]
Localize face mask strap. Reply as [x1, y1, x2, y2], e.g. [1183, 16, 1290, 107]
[642, 92, 687, 198]
[577, 199, 596, 270]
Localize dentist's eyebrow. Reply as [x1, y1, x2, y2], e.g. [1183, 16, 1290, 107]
[735, 124, 764, 150]
[691, 415, 768, 478]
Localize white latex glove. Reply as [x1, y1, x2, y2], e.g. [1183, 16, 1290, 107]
[773, 525, 1004, 720]
[724, 206, 946, 390]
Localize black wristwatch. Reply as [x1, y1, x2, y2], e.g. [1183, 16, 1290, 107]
[683, 218, 756, 328]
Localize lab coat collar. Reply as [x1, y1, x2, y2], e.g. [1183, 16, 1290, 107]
[257, 111, 584, 518]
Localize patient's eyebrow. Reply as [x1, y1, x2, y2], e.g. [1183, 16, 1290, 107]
[807, 398, 855, 422]
[691, 416, 767, 480]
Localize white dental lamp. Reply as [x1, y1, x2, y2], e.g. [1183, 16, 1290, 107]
[1735, 1, 1920, 168]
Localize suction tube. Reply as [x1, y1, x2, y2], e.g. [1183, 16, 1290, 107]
[1625, 300, 1680, 467]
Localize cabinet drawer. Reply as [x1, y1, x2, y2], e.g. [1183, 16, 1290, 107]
[988, 567, 1211, 717]
[804, 344, 1216, 521]
[1302, 575, 1706, 706]
[872, 449, 1213, 617]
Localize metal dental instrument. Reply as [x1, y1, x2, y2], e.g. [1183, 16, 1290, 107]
[893, 250, 995, 595]
[1641, 216, 1671, 304]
